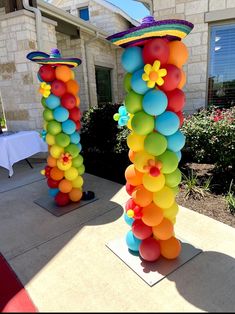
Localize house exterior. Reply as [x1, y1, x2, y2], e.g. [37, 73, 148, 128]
[136, 0, 235, 112]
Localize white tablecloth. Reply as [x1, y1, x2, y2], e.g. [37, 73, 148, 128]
[0, 131, 48, 177]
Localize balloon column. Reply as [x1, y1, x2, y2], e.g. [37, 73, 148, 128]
[108, 17, 194, 262]
[27, 49, 84, 206]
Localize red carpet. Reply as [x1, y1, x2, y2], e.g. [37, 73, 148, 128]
[0, 254, 37, 313]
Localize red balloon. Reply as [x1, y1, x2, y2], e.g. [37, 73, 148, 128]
[47, 178, 60, 189]
[51, 80, 67, 97]
[160, 64, 181, 92]
[75, 120, 81, 131]
[69, 107, 81, 122]
[126, 183, 135, 196]
[45, 165, 52, 178]
[166, 88, 185, 113]
[61, 93, 76, 110]
[55, 192, 70, 206]
[39, 65, 55, 82]
[176, 111, 184, 127]
[142, 38, 170, 65]
[139, 237, 161, 262]
[125, 198, 143, 219]
[132, 219, 152, 240]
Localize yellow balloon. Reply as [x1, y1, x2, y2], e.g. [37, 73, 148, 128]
[64, 167, 78, 181]
[143, 173, 165, 192]
[72, 176, 84, 188]
[57, 160, 72, 171]
[127, 132, 146, 152]
[46, 133, 55, 146]
[50, 145, 64, 159]
[127, 114, 133, 130]
[134, 150, 155, 173]
[153, 186, 175, 209]
[71, 70, 75, 80]
[163, 202, 179, 220]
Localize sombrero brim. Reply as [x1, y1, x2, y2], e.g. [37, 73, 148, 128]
[26, 51, 82, 68]
[106, 19, 194, 48]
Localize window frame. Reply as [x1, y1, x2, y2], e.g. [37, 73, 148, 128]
[95, 65, 113, 105]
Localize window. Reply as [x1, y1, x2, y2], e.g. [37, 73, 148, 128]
[208, 23, 235, 108]
[95, 66, 112, 104]
[78, 7, 89, 21]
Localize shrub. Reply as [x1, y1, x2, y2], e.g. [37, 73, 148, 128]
[182, 106, 235, 170]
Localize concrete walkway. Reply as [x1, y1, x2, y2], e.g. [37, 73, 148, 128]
[0, 160, 235, 312]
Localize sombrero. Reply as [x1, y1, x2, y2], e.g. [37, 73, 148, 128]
[26, 48, 82, 68]
[106, 16, 194, 48]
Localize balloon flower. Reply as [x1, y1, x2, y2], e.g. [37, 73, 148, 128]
[27, 49, 85, 206]
[107, 16, 194, 262]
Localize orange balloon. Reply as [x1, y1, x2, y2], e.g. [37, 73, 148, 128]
[142, 202, 164, 227]
[69, 188, 83, 202]
[58, 179, 73, 193]
[168, 41, 189, 68]
[159, 236, 181, 259]
[75, 95, 80, 106]
[125, 164, 143, 186]
[177, 70, 186, 89]
[132, 185, 153, 207]
[128, 150, 136, 163]
[55, 65, 72, 82]
[47, 155, 57, 167]
[50, 167, 64, 181]
[66, 80, 80, 95]
[152, 218, 173, 240]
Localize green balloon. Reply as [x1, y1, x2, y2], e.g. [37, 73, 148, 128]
[65, 144, 79, 158]
[125, 90, 143, 114]
[55, 133, 70, 148]
[124, 73, 132, 93]
[43, 108, 54, 122]
[172, 185, 180, 196]
[72, 155, 84, 168]
[77, 164, 85, 175]
[165, 168, 182, 187]
[47, 120, 62, 136]
[158, 150, 178, 174]
[144, 132, 167, 156]
[41, 97, 47, 108]
[113, 113, 119, 121]
[131, 111, 154, 135]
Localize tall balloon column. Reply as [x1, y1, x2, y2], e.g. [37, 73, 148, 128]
[108, 17, 194, 262]
[27, 49, 85, 206]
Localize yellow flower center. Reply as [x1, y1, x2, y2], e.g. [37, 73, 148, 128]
[149, 71, 159, 81]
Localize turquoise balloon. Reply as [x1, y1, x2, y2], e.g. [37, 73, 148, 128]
[54, 106, 69, 122]
[55, 132, 70, 147]
[143, 90, 168, 116]
[175, 151, 182, 161]
[126, 230, 141, 252]
[124, 73, 132, 93]
[125, 90, 143, 114]
[47, 120, 62, 135]
[144, 132, 167, 156]
[121, 46, 144, 73]
[46, 94, 60, 110]
[131, 111, 154, 135]
[70, 132, 80, 144]
[124, 213, 134, 226]
[157, 150, 178, 174]
[167, 130, 186, 152]
[155, 111, 180, 136]
[77, 143, 82, 152]
[62, 119, 76, 135]
[49, 188, 59, 197]
[165, 168, 182, 187]
[131, 69, 149, 95]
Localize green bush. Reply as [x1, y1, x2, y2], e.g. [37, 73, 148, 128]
[182, 106, 235, 169]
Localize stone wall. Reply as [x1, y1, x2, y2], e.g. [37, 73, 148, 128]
[152, 0, 235, 113]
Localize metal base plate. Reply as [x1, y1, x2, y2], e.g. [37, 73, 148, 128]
[106, 237, 202, 286]
[34, 194, 98, 217]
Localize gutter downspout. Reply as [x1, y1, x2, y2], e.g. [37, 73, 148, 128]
[22, 0, 43, 50]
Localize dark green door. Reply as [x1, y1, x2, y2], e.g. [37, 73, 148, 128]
[95, 66, 112, 104]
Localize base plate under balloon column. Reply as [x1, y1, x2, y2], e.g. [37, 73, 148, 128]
[106, 237, 202, 286]
[34, 193, 98, 217]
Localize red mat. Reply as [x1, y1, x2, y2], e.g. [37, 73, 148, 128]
[0, 254, 37, 313]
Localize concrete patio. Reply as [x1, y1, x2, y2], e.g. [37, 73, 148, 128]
[0, 159, 235, 312]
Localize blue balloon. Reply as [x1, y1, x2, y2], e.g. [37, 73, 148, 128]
[155, 111, 180, 136]
[143, 90, 168, 116]
[126, 230, 141, 252]
[167, 130, 186, 152]
[175, 150, 182, 162]
[118, 105, 127, 116]
[53, 106, 69, 122]
[46, 94, 60, 110]
[131, 69, 149, 95]
[118, 116, 129, 126]
[124, 213, 134, 226]
[49, 188, 59, 197]
[70, 132, 80, 144]
[121, 47, 144, 73]
[62, 119, 76, 135]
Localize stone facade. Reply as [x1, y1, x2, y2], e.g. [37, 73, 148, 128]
[151, 0, 235, 113]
